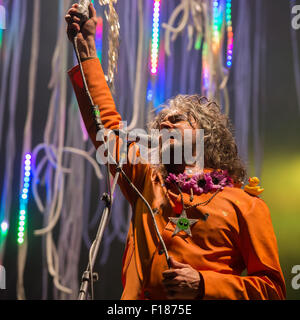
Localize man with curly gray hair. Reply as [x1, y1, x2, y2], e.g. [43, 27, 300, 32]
[148, 94, 246, 183]
[66, 3, 285, 300]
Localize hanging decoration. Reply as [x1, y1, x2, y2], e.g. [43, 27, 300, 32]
[99, 0, 120, 93]
[161, 0, 233, 111]
[225, 0, 233, 68]
[150, 0, 161, 75]
[95, 16, 103, 62]
[17, 154, 32, 245]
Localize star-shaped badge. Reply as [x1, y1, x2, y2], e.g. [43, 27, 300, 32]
[169, 210, 199, 237]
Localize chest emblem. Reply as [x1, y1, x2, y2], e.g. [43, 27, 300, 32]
[169, 210, 199, 237]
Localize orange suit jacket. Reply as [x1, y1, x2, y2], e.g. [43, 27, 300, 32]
[68, 58, 286, 300]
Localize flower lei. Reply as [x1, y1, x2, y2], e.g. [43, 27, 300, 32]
[165, 170, 234, 195]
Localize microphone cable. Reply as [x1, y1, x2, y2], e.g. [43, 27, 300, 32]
[72, 23, 171, 300]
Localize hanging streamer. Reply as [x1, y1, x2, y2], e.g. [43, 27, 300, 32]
[99, 0, 120, 92]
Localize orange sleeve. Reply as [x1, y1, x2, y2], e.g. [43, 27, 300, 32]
[68, 58, 148, 204]
[200, 197, 286, 300]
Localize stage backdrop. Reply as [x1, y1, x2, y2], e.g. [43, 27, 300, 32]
[0, 0, 299, 300]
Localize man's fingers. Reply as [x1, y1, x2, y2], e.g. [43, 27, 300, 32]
[89, 3, 97, 19]
[65, 14, 72, 23]
[65, 14, 81, 24]
[67, 23, 80, 39]
[67, 7, 80, 18]
[162, 277, 181, 286]
[162, 269, 178, 279]
[70, 23, 80, 32]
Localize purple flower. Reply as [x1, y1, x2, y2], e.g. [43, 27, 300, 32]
[176, 173, 192, 191]
[211, 170, 233, 189]
[166, 173, 178, 184]
[166, 172, 195, 192]
[191, 173, 214, 194]
[165, 170, 234, 195]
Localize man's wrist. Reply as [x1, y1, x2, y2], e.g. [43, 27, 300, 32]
[81, 56, 98, 62]
[86, 36, 97, 57]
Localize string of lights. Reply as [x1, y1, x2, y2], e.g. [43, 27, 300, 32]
[226, 0, 233, 68]
[150, 0, 161, 75]
[212, 0, 222, 53]
[96, 16, 103, 62]
[91, 0, 103, 62]
[0, 0, 4, 50]
[17, 154, 32, 245]
[202, 42, 209, 93]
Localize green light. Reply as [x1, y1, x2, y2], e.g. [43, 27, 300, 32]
[195, 34, 202, 50]
[1, 222, 8, 234]
[18, 238, 24, 244]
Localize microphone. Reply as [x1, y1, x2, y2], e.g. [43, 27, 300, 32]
[77, 0, 91, 23]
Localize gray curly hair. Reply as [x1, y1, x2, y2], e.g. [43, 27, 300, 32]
[148, 94, 247, 183]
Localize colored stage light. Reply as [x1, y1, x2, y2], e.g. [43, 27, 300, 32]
[226, 0, 234, 68]
[212, 0, 222, 53]
[1, 221, 8, 233]
[150, 0, 161, 75]
[17, 153, 32, 245]
[96, 16, 103, 62]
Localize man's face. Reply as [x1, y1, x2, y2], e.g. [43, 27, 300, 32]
[159, 110, 197, 142]
[158, 111, 199, 165]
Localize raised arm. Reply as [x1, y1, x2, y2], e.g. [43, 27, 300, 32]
[65, 3, 148, 204]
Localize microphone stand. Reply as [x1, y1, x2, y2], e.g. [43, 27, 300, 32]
[77, 162, 126, 300]
[72, 35, 127, 300]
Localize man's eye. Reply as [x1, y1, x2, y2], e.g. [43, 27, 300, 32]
[172, 115, 184, 122]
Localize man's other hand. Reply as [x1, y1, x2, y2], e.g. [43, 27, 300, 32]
[162, 257, 202, 300]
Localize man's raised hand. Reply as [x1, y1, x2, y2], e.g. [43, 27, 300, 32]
[65, 2, 97, 59]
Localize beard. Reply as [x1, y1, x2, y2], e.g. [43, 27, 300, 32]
[148, 132, 202, 177]
[160, 138, 184, 166]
